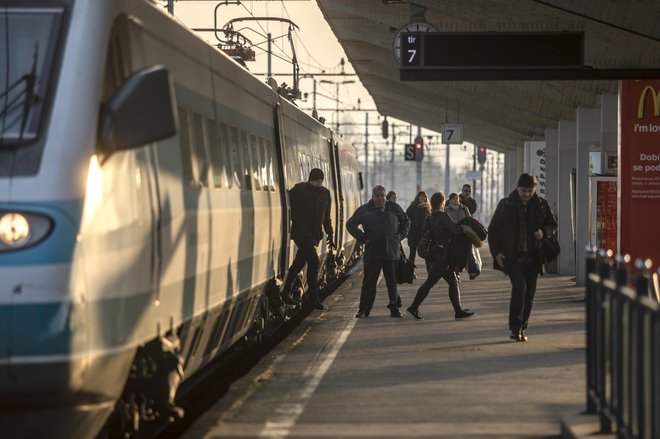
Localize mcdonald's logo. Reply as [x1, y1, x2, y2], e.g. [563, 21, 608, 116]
[637, 85, 660, 119]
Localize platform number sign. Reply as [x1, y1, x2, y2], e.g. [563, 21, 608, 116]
[442, 123, 464, 144]
[404, 143, 416, 161]
[401, 33, 421, 66]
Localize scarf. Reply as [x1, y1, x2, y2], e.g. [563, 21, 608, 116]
[515, 196, 529, 254]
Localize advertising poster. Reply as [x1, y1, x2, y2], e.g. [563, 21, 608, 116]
[619, 79, 660, 270]
[594, 180, 617, 253]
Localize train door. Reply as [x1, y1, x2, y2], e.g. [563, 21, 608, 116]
[329, 137, 344, 251]
[273, 100, 290, 280]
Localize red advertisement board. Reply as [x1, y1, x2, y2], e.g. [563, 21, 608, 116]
[619, 80, 660, 270]
[596, 181, 617, 254]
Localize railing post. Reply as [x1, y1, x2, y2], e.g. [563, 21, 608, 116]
[613, 254, 630, 436]
[652, 309, 660, 438]
[585, 245, 598, 414]
[596, 249, 612, 432]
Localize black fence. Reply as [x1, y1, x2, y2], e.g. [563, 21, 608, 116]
[585, 247, 660, 439]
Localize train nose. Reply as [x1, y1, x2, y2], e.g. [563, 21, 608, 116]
[0, 283, 88, 396]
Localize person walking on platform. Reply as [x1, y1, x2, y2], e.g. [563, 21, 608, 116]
[405, 191, 431, 266]
[347, 185, 410, 318]
[488, 173, 558, 342]
[407, 192, 475, 321]
[386, 191, 398, 204]
[459, 183, 477, 215]
[446, 192, 471, 224]
[280, 168, 334, 311]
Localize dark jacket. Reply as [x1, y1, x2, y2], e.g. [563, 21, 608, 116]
[426, 210, 464, 249]
[487, 190, 558, 274]
[289, 182, 332, 244]
[405, 201, 431, 247]
[459, 194, 477, 215]
[346, 200, 411, 261]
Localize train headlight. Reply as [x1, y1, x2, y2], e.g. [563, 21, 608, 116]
[0, 213, 30, 246]
[0, 212, 53, 251]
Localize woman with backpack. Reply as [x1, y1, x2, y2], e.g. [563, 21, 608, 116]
[406, 192, 475, 321]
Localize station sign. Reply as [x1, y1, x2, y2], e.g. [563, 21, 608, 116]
[466, 170, 482, 180]
[442, 123, 463, 144]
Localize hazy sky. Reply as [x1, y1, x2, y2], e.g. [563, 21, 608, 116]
[168, 1, 496, 208]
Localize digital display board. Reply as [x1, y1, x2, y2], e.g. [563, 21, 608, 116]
[401, 32, 584, 69]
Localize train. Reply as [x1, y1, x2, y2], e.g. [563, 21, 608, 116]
[0, 1, 362, 437]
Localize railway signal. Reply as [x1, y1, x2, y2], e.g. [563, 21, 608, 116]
[414, 135, 424, 161]
[477, 146, 487, 165]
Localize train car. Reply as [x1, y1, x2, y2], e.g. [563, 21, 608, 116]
[0, 1, 361, 438]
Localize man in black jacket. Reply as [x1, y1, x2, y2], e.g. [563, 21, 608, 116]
[281, 168, 333, 310]
[347, 185, 410, 318]
[459, 184, 477, 215]
[488, 173, 558, 342]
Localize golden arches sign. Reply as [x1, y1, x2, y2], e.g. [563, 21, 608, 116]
[637, 85, 660, 119]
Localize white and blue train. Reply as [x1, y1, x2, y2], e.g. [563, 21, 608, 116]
[0, 1, 362, 437]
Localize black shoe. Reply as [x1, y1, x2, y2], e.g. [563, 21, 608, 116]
[390, 308, 403, 318]
[309, 299, 325, 311]
[469, 273, 479, 280]
[455, 310, 475, 320]
[406, 306, 423, 320]
[510, 329, 527, 341]
[281, 294, 301, 306]
[355, 309, 368, 318]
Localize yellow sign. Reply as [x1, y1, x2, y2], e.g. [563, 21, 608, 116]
[637, 85, 660, 119]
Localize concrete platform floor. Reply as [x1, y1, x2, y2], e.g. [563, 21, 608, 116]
[184, 249, 586, 439]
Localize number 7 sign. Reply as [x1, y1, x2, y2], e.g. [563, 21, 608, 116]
[442, 123, 463, 144]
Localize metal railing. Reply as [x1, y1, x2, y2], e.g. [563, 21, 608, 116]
[585, 247, 660, 439]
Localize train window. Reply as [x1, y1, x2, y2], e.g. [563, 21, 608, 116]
[229, 126, 242, 189]
[265, 139, 278, 192]
[258, 138, 269, 191]
[192, 113, 209, 187]
[217, 122, 231, 188]
[177, 108, 195, 188]
[240, 130, 252, 190]
[207, 120, 226, 189]
[306, 155, 312, 177]
[298, 154, 305, 182]
[249, 133, 261, 190]
[205, 119, 220, 188]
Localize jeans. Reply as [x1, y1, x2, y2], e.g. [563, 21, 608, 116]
[411, 249, 462, 313]
[359, 259, 400, 311]
[508, 259, 539, 331]
[283, 237, 320, 302]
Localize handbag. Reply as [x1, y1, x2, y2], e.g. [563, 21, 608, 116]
[467, 245, 482, 279]
[540, 235, 561, 263]
[397, 246, 415, 284]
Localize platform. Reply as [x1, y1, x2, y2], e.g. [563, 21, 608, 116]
[184, 248, 586, 438]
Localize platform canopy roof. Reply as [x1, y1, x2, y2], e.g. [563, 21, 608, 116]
[316, 0, 660, 151]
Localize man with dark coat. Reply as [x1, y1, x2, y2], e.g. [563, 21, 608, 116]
[347, 185, 411, 318]
[459, 184, 478, 215]
[281, 168, 333, 310]
[488, 173, 558, 342]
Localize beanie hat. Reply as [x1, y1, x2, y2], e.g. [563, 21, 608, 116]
[517, 173, 537, 188]
[309, 168, 324, 181]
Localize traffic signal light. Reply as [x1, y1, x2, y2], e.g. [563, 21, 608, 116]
[414, 136, 424, 161]
[477, 146, 487, 165]
[381, 116, 389, 139]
